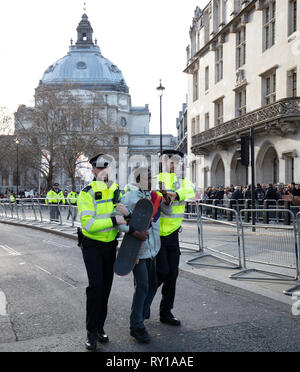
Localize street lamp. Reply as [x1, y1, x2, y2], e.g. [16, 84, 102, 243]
[156, 80, 165, 173]
[15, 139, 19, 195]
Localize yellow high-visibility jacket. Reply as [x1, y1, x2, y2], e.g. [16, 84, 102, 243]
[77, 181, 120, 242]
[67, 191, 78, 205]
[157, 173, 195, 237]
[46, 189, 65, 204]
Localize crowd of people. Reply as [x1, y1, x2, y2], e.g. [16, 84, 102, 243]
[2, 182, 300, 204]
[0, 188, 76, 201]
[196, 182, 300, 202]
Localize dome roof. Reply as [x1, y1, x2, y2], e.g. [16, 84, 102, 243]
[39, 14, 129, 93]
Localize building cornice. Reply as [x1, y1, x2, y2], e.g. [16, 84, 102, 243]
[191, 98, 300, 155]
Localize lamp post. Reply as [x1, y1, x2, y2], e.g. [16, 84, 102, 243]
[156, 80, 165, 173]
[15, 139, 20, 195]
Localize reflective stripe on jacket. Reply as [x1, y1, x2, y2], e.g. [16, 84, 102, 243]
[77, 181, 120, 243]
[67, 192, 78, 205]
[157, 173, 195, 237]
[46, 190, 65, 204]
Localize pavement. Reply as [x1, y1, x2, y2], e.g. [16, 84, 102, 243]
[0, 217, 300, 352]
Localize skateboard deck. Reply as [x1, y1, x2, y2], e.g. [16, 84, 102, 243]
[114, 198, 153, 276]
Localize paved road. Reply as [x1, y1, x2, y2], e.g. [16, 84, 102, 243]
[1, 223, 300, 352]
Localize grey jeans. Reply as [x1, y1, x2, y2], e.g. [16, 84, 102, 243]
[130, 258, 157, 330]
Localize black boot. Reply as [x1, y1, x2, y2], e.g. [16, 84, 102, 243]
[85, 332, 97, 351]
[160, 312, 181, 326]
[130, 328, 150, 344]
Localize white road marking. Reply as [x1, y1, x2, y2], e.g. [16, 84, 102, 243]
[35, 265, 52, 275]
[0, 245, 21, 257]
[42, 240, 73, 249]
[0, 291, 8, 316]
[34, 265, 76, 289]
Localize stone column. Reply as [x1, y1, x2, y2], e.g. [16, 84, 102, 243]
[294, 157, 300, 183]
[118, 146, 128, 190]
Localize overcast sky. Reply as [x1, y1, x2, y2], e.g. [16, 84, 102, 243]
[0, 0, 208, 135]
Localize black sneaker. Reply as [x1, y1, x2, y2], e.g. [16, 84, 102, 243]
[96, 330, 109, 343]
[130, 328, 150, 344]
[85, 332, 97, 351]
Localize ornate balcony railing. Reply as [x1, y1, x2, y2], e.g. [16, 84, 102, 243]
[192, 98, 300, 154]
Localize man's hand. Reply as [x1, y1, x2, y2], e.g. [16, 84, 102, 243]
[162, 192, 177, 205]
[168, 192, 178, 202]
[282, 193, 294, 203]
[115, 215, 126, 225]
[131, 230, 149, 241]
[116, 203, 129, 217]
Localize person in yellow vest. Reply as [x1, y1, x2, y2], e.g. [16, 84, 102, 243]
[152, 150, 195, 326]
[67, 190, 78, 221]
[9, 193, 16, 203]
[45, 183, 65, 221]
[77, 154, 128, 351]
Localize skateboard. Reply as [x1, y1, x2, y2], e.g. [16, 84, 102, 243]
[114, 198, 153, 276]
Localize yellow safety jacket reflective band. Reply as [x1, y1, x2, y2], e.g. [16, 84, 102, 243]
[45, 190, 65, 205]
[77, 181, 120, 243]
[67, 192, 78, 205]
[157, 173, 195, 237]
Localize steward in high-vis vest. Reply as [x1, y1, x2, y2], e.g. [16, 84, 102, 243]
[9, 194, 15, 203]
[77, 153, 126, 352]
[154, 150, 195, 327]
[45, 183, 65, 221]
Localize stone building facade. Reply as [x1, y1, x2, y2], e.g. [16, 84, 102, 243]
[185, 0, 300, 189]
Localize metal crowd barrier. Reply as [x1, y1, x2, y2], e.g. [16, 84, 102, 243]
[0, 198, 79, 230]
[283, 212, 300, 296]
[195, 199, 295, 225]
[180, 200, 202, 253]
[186, 203, 244, 270]
[230, 209, 299, 283]
[2, 198, 300, 296]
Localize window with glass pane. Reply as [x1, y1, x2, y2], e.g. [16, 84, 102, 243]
[288, 69, 298, 97]
[205, 66, 209, 91]
[193, 72, 199, 101]
[289, 0, 297, 35]
[215, 45, 223, 82]
[215, 99, 224, 126]
[236, 89, 246, 117]
[205, 113, 210, 130]
[263, 72, 276, 105]
[236, 27, 246, 69]
[264, 1, 276, 50]
[292, 72, 297, 97]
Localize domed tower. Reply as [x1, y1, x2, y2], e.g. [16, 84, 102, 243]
[38, 13, 129, 94]
[34, 12, 151, 140]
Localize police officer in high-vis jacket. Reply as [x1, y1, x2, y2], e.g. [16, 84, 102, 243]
[77, 154, 126, 351]
[155, 150, 195, 326]
[45, 183, 65, 221]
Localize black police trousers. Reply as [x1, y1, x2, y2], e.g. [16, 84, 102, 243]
[156, 229, 181, 317]
[81, 236, 117, 333]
